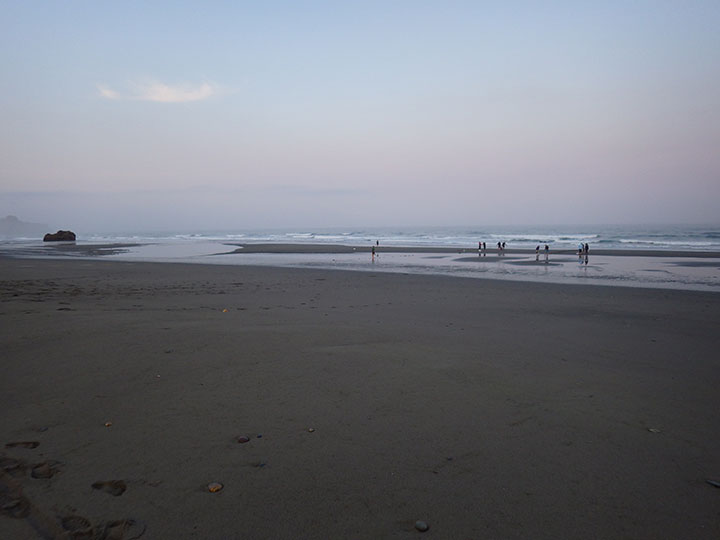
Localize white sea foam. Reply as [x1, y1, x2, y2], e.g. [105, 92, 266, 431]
[76, 225, 720, 252]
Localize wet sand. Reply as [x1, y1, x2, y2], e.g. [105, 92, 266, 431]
[2, 258, 720, 539]
[228, 243, 720, 258]
[4, 240, 720, 259]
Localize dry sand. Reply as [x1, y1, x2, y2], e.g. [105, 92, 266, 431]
[1, 258, 720, 539]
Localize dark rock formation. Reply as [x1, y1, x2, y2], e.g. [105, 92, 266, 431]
[43, 230, 76, 242]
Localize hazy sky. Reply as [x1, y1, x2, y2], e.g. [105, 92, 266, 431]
[1, 1, 719, 231]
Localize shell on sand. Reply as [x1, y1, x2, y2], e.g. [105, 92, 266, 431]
[208, 482, 223, 492]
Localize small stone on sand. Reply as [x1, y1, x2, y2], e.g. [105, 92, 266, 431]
[237, 436, 250, 443]
[208, 482, 223, 492]
[104, 422, 112, 427]
[415, 520, 430, 532]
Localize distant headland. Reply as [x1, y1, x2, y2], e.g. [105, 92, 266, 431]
[0, 215, 50, 238]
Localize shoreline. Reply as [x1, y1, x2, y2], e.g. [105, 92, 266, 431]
[2, 240, 720, 293]
[2, 258, 720, 539]
[226, 243, 720, 258]
[4, 240, 720, 258]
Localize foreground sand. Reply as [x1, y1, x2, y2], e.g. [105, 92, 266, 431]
[1, 258, 719, 539]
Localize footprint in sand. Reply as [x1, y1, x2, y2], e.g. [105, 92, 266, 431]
[0, 488, 30, 519]
[1, 496, 31, 519]
[0, 455, 27, 476]
[5, 441, 39, 449]
[61, 515, 94, 536]
[92, 480, 127, 496]
[100, 518, 147, 540]
[31, 461, 58, 479]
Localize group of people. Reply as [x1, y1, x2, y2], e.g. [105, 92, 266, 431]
[477, 241, 509, 256]
[478, 240, 553, 262]
[534, 244, 550, 263]
[578, 243, 589, 265]
[371, 239, 588, 266]
[477, 241, 510, 256]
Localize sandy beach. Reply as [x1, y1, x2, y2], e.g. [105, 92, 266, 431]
[2, 257, 720, 539]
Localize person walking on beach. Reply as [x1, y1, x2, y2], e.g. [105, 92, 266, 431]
[482, 242, 486, 256]
[535, 245, 540, 261]
[479, 241, 482, 256]
[497, 241, 502, 255]
[584, 243, 589, 265]
[371, 245, 376, 262]
[544, 244, 549, 263]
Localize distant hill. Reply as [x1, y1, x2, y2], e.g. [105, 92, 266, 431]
[0, 215, 49, 238]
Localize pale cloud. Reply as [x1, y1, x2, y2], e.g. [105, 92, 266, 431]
[132, 81, 216, 103]
[97, 81, 218, 103]
[96, 84, 121, 100]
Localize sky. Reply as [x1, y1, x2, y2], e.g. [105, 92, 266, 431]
[1, 1, 719, 232]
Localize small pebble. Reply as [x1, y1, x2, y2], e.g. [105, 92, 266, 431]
[104, 422, 112, 427]
[308, 428, 315, 433]
[208, 482, 223, 492]
[237, 436, 250, 444]
[257, 434, 262, 438]
[415, 520, 429, 532]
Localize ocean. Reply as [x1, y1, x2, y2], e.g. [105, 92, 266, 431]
[73, 224, 720, 252]
[3, 224, 720, 292]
